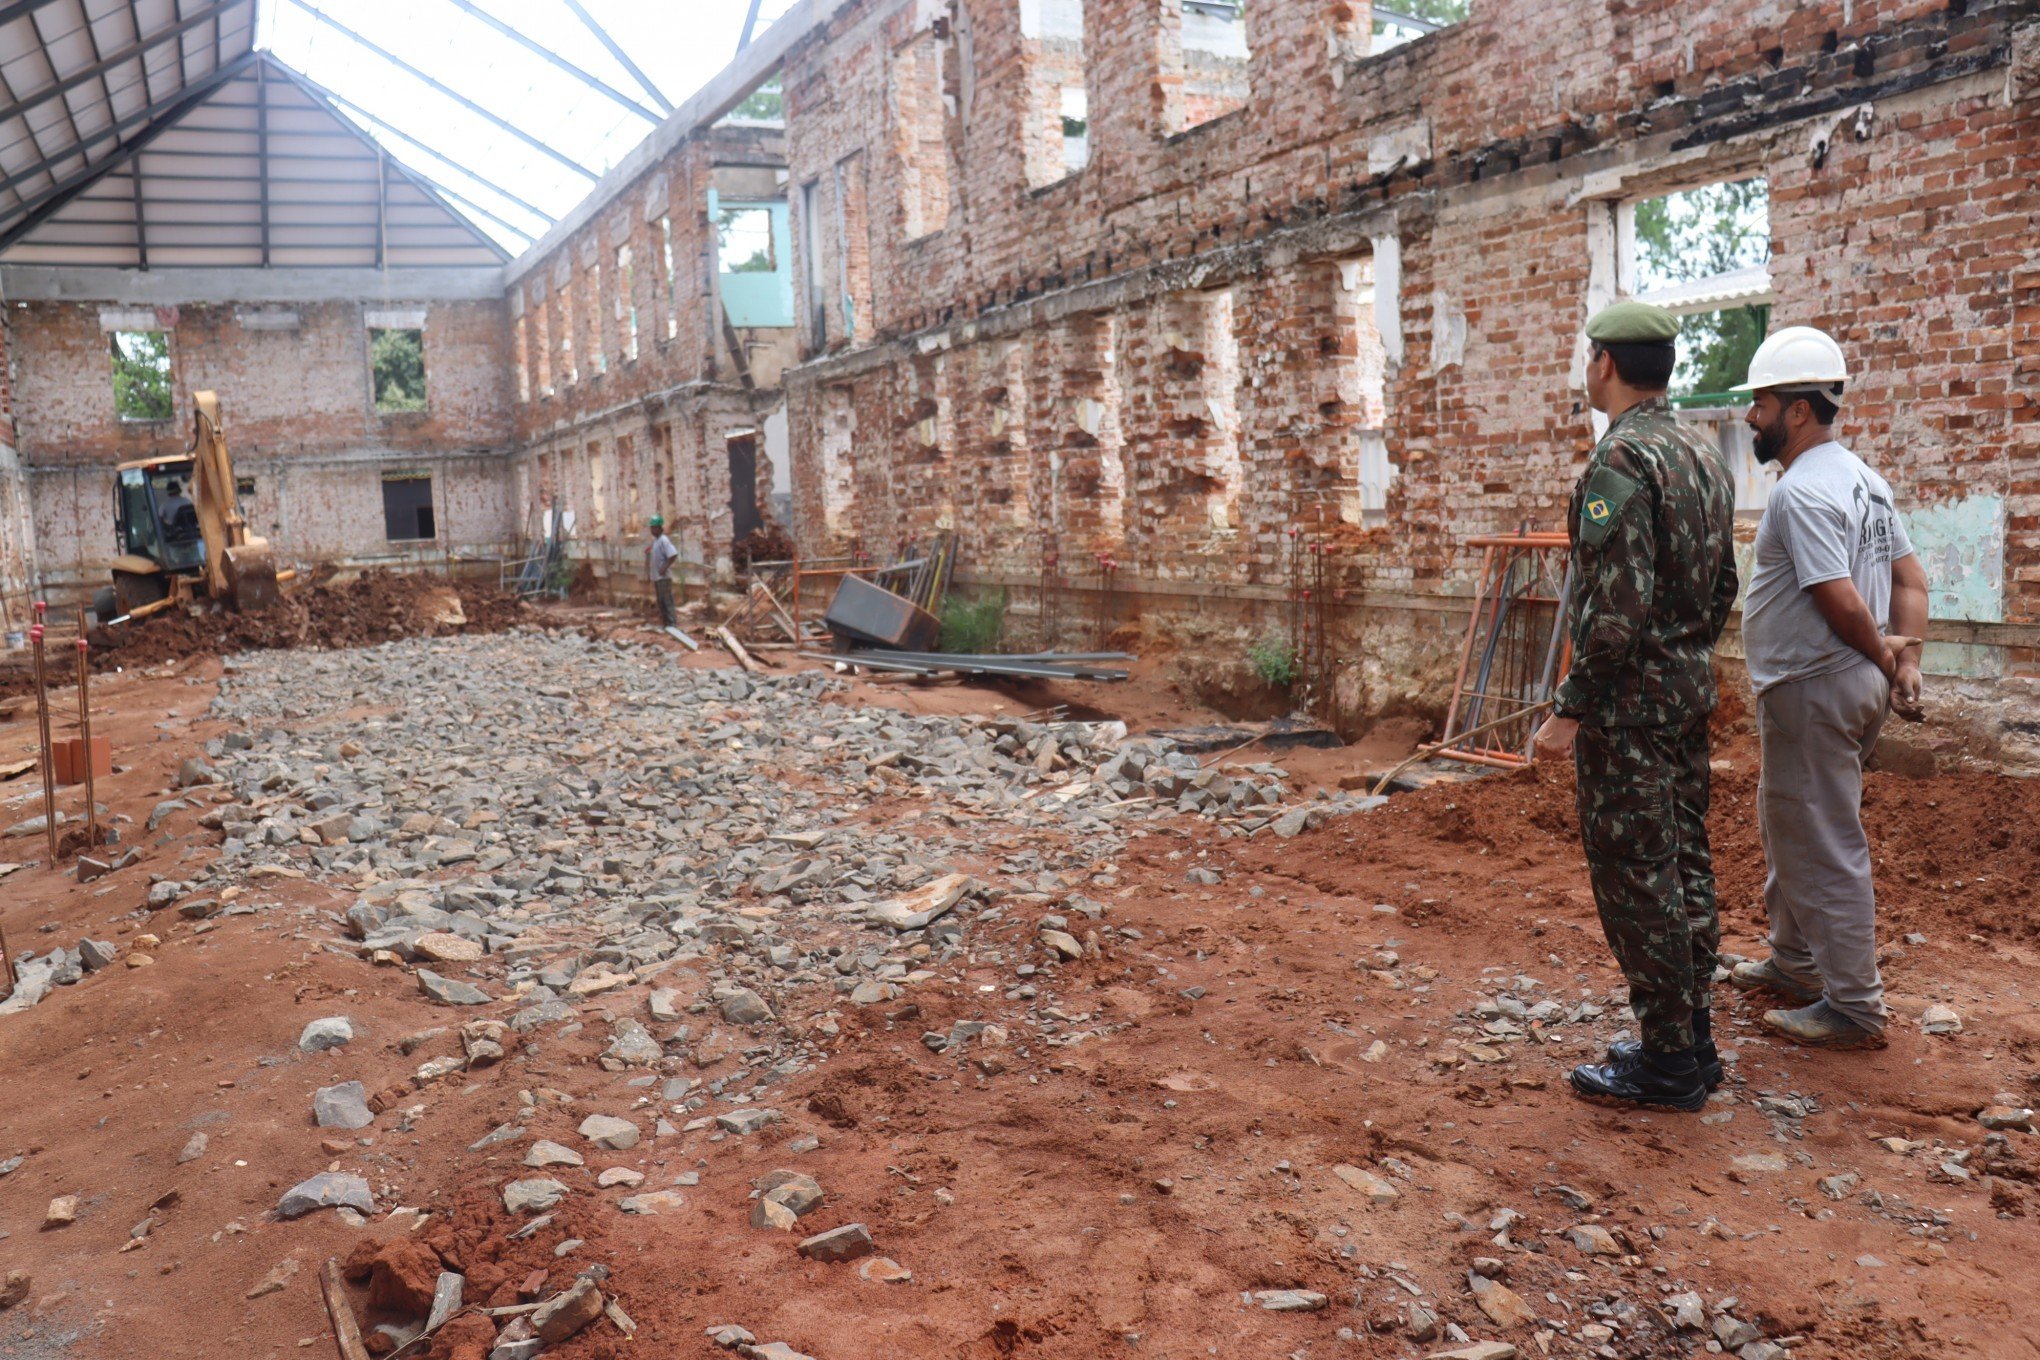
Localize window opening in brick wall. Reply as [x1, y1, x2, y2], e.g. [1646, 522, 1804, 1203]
[589, 441, 609, 538]
[514, 313, 531, 403]
[382, 472, 435, 542]
[834, 154, 872, 343]
[1371, 0, 1470, 53]
[892, 25, 955, 239]
[110, 329, 172, 422]
[820, 385, 857, 537]
[615, 244, 639, 363]
[660, 214, 680, 341]
[1177, 1, 1250, 133]
[727, 430, 763, 546]
[1021, 0, 1089, 185]
[585, 262, 608, 377]
[532, 290, 553, 397]
[801, 179, 830, 350]
[558, 276, 578, 386]
[1621, 177, 1773, 511]
[370, 328, 427, 414]
[1333, 256, 1395, 522]
[717, 207, 776, 272]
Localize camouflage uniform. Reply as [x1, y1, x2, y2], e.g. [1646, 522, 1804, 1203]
[1554, 396, 1738, 1052]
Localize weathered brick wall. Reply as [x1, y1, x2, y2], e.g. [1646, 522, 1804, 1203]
[501, 126, 792, 580]
[8, 295, 518, 589]
[0, 313, 36, 632]
[777, 0, 2037, 746]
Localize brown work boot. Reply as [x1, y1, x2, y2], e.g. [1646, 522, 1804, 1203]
[1763, 999, 1887, 1051]
[1729, 957, 1822, 1004]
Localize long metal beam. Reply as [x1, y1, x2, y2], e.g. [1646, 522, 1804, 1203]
[560, 0, 669, 113]
[0, 50, 258, 249]
[282, 0, 597, 181]
[283, 62, 555, 228]
[440, 0, 658, 125]
[0, 0, 242, 128]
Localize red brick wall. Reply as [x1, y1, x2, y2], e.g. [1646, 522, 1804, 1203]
[777, 0, 2036, 631]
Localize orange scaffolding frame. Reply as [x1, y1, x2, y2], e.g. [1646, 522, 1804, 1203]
[1436, 532, 1574, 771]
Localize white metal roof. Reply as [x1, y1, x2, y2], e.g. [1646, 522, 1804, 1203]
[0, 48, 505, 265]
[0, 0, 263, 247]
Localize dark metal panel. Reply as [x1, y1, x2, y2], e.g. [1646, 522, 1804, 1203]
[0, 0, 238, 128]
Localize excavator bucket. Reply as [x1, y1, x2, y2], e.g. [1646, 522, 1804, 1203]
[222, 540, 282, 614]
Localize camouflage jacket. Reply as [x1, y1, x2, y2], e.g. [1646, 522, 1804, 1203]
[1553, 396, 1738, 728]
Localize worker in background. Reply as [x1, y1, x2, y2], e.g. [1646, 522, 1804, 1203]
[1532, 301, 1739, 1113]
[1726, 326, 1927, 1050]
[646, 515, 679, 628]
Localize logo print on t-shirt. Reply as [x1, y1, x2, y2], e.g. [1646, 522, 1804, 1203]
[1851, 480, 1894, 557]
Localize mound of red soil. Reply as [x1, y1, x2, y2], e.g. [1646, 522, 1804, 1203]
[0, 571, 530, 698]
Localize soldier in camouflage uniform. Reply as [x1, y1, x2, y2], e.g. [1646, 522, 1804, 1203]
[1531, 301, 1739, 1112]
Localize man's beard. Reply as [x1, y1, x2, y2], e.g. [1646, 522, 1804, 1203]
[1751, 416, 1787, 465]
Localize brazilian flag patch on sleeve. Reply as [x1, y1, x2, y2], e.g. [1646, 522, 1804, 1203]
[1577, 464, 1641, 549]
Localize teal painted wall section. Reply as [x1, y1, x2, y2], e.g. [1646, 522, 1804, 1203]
[1723, 492, 2005, 679]
[1905, 494, 2004, 624]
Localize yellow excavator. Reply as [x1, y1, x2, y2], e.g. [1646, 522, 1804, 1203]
[93, 391, 282, 620]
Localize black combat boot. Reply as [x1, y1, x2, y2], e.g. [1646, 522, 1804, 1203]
[1570, 1044, 1709, 1112]
[1606, 1008, 1724, 1089]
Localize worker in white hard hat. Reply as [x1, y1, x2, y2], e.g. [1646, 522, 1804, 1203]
[1726, 324, 1930, 1052]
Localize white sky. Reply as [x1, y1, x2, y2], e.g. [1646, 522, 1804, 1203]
[259, 0, 800, 257]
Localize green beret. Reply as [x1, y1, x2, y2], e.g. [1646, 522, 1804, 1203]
[1585, 301, 1680, 344]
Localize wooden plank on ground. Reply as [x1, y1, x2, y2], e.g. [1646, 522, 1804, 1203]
[715, 627, 763, 674]
[320, 1258, 373, 1360]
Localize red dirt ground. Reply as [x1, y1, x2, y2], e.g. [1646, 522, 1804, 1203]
[1, 621, 2036, 1360]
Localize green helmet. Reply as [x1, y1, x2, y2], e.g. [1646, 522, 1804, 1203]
[649, 515, 665, 529]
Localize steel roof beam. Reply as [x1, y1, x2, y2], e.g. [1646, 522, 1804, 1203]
[0, 0, 242, 128]
[282, 0, 597, 182]
[560, 0, 669, 113]
[441, 0, 658, 125]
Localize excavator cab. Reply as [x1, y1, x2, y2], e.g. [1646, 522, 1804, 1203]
[96, 392, 281, 618]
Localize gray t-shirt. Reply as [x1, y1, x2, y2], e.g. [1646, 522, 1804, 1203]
[1742, 440, 1914, 693]
[647, 534, 678, 582]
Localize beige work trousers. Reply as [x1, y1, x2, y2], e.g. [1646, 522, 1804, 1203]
[1756, 659, 1890, 1033]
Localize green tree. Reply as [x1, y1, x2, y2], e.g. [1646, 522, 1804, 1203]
[1373, 0, 1471, 42]
[110, 330, 172, 421]
[1632, 179, 1771, 397]
[371, 328, 428, 413]
[726, 79, 783, 124]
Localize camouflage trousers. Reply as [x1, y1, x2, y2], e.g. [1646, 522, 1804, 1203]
[1573, 716, 1719, 1052]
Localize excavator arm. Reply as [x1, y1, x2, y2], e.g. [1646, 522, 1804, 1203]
[187, 391, 281, 612]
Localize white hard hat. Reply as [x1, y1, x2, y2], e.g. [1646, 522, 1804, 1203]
[1732, 325, 1849, 397]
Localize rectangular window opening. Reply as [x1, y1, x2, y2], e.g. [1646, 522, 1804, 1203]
[369, 327, 427, 414]
[1620, 177, 1774, 510]
[659, 215, 680, 342]
[513, 313, 531, 403]
[1176, 0, 1250, 133]
[382, 472, 436, 542]
[1021, 0, 1088, 186]
[1334, 255, 1395, 523]
[615, 244, 639, 363]
[801, 181, 830, 351]
[716, 207, 777, 273]
[532, 290, 553, 397]
[585, 263, 608, 377]
[110, 329, 172, 422]
[1370, 0, 1471, 54]
[892, 26, 955, 239]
